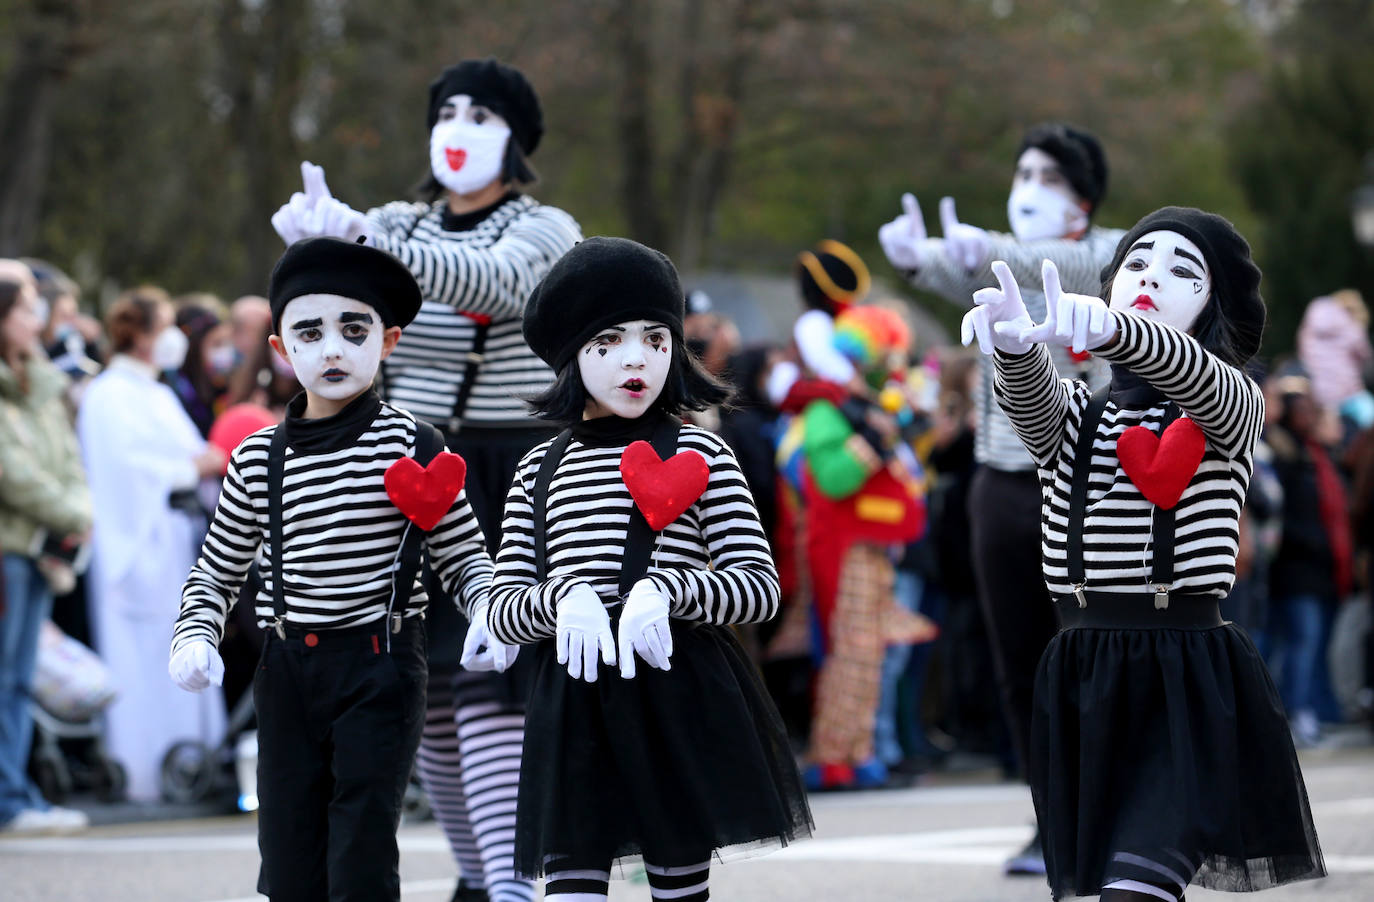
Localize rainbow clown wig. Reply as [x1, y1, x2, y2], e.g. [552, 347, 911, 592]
[832, 305, 911, 382]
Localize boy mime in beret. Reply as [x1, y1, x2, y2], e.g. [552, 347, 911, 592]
[168, 237, 494, 902]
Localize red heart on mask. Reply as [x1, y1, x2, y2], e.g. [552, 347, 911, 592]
[445, 148, 467, 171]
[620, 441, 710, 531]
[1116, 417, 1206, 510]
[385, 452, 467, 531]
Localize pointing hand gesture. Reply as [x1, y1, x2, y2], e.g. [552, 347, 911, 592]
[1018, 260, 1117, 354]
[271, 160, 370, 245]
[939, 197, 990, 272]
[878, 192, 929, 271]
[960, 260, 1034, 356]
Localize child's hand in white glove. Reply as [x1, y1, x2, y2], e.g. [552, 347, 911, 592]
[168, 640, 224, 693]
[459, 602, 520, 673]
[877, 193, 929, 271]
[618, 579, 673, 679]
[1018, 259, 1117, 354]
[556, 583, 616, 682]
[961, 260, 1035, 356]
[939, 196, 990, 272]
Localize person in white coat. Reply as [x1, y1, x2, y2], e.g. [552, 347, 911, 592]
[77, 287, 227, 802]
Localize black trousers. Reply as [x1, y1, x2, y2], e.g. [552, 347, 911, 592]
[254, 621, 427, 902]
[968, 466, 1058, 777]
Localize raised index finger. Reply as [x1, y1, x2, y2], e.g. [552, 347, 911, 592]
[1041, 258, 1063, 308]
[989, 260, 1022, 309]
[939, 196, 960, 236]
[301, 161, 329, 200]
[902, 192, 922, 237]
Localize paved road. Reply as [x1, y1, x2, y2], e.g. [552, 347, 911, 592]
[4, 744, 1371, 901]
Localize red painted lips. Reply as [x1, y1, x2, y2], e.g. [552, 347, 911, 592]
[445, 148, 467, 171]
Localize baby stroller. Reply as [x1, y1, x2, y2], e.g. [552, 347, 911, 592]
[27, 620, 126, 803]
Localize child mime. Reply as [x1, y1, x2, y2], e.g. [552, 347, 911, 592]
[169, 237, 495, 901]
[480, 237, 812, 901]
[963, 206, 1325, 901]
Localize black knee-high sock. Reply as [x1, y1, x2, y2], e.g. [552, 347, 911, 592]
[543, 855, 610, 901]
[645, 861, 710, 901]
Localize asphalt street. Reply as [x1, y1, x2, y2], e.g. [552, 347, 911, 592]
[3, 743, 1372, 901]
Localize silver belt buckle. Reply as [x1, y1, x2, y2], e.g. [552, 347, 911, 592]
[1153, 584, 1170, 610]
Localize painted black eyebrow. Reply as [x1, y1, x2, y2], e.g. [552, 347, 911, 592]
[290, 318, 323, 330]
[339, 312, 374, 324]
[1173, 247, 1205, 271]
[1127, 240, 1155, 255]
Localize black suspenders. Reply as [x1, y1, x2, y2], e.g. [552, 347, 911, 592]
[532, 417, 682, 596]
[1066, 388, 1182, 609]
[266, 419, 443, 639]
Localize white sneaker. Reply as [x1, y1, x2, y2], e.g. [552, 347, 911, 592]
[1, 809, 56, 835]
[1291, 710, 1323, 747]
[39, 806, 90, 833]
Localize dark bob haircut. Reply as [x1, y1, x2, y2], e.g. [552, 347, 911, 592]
[527, 341, 733, 425]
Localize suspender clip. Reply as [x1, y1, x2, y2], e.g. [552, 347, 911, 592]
[1153, 584, 1171, 610]
[465, 351, 484, 365]
[1072, 583, 1087, 608]
[271, 618, 286, 640]
[447, 417, 462, 435]
[391, 611, 403, 635]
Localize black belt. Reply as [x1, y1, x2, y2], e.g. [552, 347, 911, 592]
[1066, 386, 1182, 611]
[1054, 593, 1223, 630]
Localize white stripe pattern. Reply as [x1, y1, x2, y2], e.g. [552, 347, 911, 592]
[993, 311, 1263, 598]
[487, 425, 780, 645]
[367, 195, 582, 427]
[172, 403, 492, 650]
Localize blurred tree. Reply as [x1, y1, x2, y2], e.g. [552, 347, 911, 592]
[1230, 0, 1374, 356]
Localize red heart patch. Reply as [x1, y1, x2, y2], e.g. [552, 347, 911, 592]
[1116, 417, 1205, 510]
[619, 441, 709, 531]
[385, 452, 467, 531]
[445, 147, 467, 171]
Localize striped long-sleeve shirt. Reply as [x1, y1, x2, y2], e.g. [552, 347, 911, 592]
[486, 422, 781, 645]
[367, 195, 582, 428]
[172, 396, 492, 652]
[993, 312, 1264, 598]
[902, 227, 1123, 470]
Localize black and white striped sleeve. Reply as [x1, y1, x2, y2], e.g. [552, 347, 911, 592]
[1095, 311, 1264, 458]
[425, 485, 495, 620]
[367, 200, 428, 239]
[993, 344, 1075, 469]
[644, 436, 780, 625]
[366, 206, 580, 320]
[173, 441, 264, 652]
[486, 447, 584, 645]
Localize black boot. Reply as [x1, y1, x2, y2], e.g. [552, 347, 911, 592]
[1003, 829, 1046, 876]
[449, 879, 489, 902]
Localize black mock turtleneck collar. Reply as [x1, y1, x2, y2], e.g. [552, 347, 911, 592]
[1108, 364, 1167, 409]
[570, 410, 676, 447]
[282, 389, 383, 453]
[441, 191, 520, 233]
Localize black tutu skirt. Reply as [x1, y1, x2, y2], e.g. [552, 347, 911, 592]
[1031, 594, 1325, 899]
[514, 618, 813, 876]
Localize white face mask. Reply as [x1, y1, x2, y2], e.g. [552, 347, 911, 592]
[1108, 230, 1212, 334]
[153, 326, 188, 371]
[429, 94, 511, 196]
[1006, 147, 1088, 241]
[577, 319, 674, 420]
[206, 344, 238, 377]
[278, 294, 385, 402]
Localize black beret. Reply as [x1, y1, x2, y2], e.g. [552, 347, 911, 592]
[523, 237, 685, 372]
[427, 58, 543, 157]
[1020, 122, 1109, 215]
[1101, 206, 1265, 365]
[268, 237, 422, 332]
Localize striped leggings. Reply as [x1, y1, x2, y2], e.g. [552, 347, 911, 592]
[544, 857, 711, 901]
[415, 671, 533, 902]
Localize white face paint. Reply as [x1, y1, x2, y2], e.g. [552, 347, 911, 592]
[429, 94, 511, 196]
[577, 319, 674, 420]
[278, 294, 385, 402]
[1006, 147, 1089, 241]
[1108, 230, 1212, 334]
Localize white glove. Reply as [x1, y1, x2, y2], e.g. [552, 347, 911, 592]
[459, 603, 520, 673]
[315, 197, 372, 244]
[1019, 259, 1118, 354]
[877, 193, 929, 271]
[271, 161, 332, 245]
[960, 260, 1036, 356]
[556, 583, 617, 682]
[939, 196, 990, 272]
[168, 640, 224, 693]
[617, 579, 674, 679]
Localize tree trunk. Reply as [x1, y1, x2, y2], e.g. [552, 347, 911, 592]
[612, 0, 666, 248]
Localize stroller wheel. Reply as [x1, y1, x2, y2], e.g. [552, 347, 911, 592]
[32, 750, 73, 805]
[160, 741, 218, 804]
[94, 757, 128, 803]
